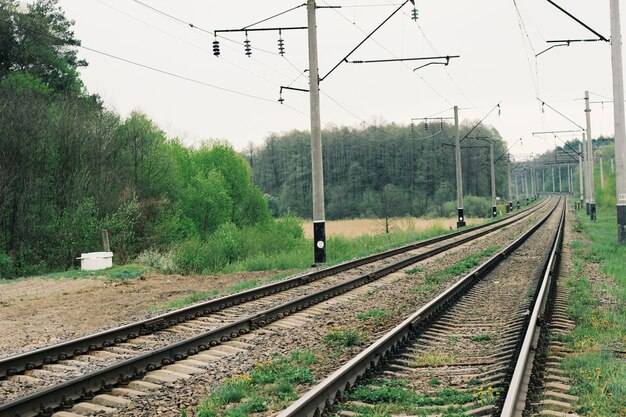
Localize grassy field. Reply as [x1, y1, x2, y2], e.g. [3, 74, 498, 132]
[561, 207, 626, 416]
[302, 217, 481, 238]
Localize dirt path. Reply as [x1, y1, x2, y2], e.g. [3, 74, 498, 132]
[0, 270, 284, 357]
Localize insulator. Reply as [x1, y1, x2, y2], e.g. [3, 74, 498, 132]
[440, 120, 444, 130]
[410, 122, 414, 133]
[278, 35, 285, 56]
[244, 33, 252, 57]
[424, 120, 428, 131]
[212, 40, 220, 57]
[411, 7, 419, 21]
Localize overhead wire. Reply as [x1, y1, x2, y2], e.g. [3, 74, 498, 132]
[131, 0, 293, 58]
[129, 0, 318, 99]
[19, 22, 311, 119]
[127, 0, 409, 134]
[321, 0, 453, 107]
[94, 0, 293, 93]
[512, 0, 540, 96]
[386, 0, 474, 108]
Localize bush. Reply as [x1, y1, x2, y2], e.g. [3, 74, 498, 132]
[0, 253, 14, 279]
[172, 216, 306, 275]
[135, 249, 174, 273]
[463, 195, 492, 218]
[173, 239, 208, 274]
[211, 222, 244, 263]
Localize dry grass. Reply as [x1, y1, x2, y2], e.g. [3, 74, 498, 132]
[303, 217, 481, 238]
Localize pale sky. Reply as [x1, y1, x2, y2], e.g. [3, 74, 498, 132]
[56, 0, 623, 158]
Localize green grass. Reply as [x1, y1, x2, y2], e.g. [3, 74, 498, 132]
[409, 247, 499, 290]
[0, 264, 148, 284]
[357, 309, 389, 320]
[222, 222, 475, 275]
[357, 309, 389, 326]
[413, 353, 458, 367]
[336, 378, 498, 416]
[194, 351, 315, 417]
[558, 207, 626, 416]
[405, 266, 424, 275]
[470, 334, 494, 343]
[323, 328, 366, 349]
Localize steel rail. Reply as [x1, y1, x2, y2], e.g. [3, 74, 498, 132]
[0, 199, 552, 417]
[0, 198, 549, 380]
[500, 199, 565, 416]
[276, 197, 563, 417]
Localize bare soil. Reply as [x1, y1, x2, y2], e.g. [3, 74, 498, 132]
[0, 270, 283, 357]
[303, 217, 481, 238]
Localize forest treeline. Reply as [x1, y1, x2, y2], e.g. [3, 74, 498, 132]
[248, 123, 510, 220]
[0, 0, 277, 277]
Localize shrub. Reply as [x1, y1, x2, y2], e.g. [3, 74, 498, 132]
[135, 249, 174, 273]
[323, 329, 366, 349]
[210, 222, 244, 263]
[0, 253, 14, 279]
[172, 239, 208, 274]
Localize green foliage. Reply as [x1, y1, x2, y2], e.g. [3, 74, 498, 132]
[405, 266, 424, 275]
[559, 208, 626, 416]
[171, 216, 303, 275]
[134, 249, 174, 273]
[323, 328, 366, 349]
[251, 125, 510, 220]
[470, 334, 494, 343]
[420, 246, 499, 286]
[357, 309, 388, 320]
[0, 253, 14, 278]
[40, 264, 147, 280]
[0, 71, 51, 96]
[195, 351, 315, 417]
[0, 0, 86, 95]
[346, 379, 476, 411]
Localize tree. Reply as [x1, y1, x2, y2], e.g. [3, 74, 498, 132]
[0, 0, 86, 95]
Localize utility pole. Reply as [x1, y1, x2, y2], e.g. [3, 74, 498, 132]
[582, 132, 590, 213]
[515, 171, 520, 209]
[559, 166, 562, 193]
[579, 143, 584, 208]
[610, 0, 626, 242]
[531, 167, 535, 199]
[542, 169, 546, 193]
[508, 156, 513, 211]
[568, 165, 573, 194]
[600, 158, 605, 189]
[308, 0, 326, 263]
[490, 140, 497, 217]
[552, 167, 556, 192]
[454, 106, 465, 227]
[524, 170, 529, 205]
[585, 90, 596, 220]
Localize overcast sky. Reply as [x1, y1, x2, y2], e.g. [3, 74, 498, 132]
[56, 0, 623, 159]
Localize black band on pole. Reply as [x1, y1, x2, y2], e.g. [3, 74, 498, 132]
[457, 208, 466, 228]
[313, 221, 326, 264]
[618, 206, 626, 243]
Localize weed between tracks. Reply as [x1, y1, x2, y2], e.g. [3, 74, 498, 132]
[188, 351, 316, 417]
[558, 208, 626, 416]
[323, 328, 367, 349]
[333, 377, 501, 417]
[409, 246, 499, 291]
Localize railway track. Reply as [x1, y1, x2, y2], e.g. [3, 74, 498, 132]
[277, 197, 566, 417]
[0, 198, 553, 417]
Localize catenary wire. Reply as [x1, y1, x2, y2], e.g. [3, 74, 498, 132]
[321, 0, 453, 106]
